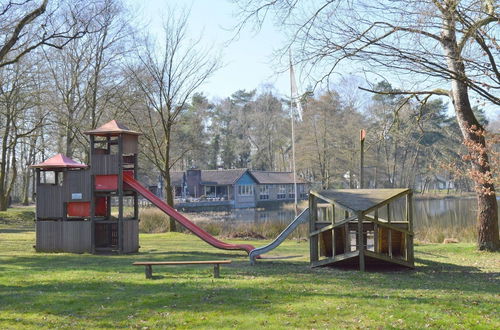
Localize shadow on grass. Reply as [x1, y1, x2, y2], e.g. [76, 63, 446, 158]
[0, 228, 34, 234]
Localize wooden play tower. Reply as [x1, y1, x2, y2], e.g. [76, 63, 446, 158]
[309, 189, 414, 270]
[32, 120, 141, 254]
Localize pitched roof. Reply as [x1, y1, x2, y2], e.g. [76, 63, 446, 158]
[170, 169, 307, 186]
[250, 171, 306, 184]
[170, 171, 184, 186]
[84, 120, 141, 136]
[202, 169, 248, 185]
[30, 154, 88, 169]
[312, 188, 410, 213]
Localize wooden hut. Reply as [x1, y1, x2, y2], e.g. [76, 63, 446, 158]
[32, 154, 93, 253]
[32, 120, 141, 254]
[309, 189, 414, 271]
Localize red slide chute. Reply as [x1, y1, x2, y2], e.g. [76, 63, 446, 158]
[123, 173, 255, 254]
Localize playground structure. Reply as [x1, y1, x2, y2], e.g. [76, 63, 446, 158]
[32, 120, 254, 254]
[308, 189, 415, 270]
[31, 119, 414, 271]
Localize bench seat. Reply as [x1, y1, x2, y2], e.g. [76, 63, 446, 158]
[133, 260, 232, 279]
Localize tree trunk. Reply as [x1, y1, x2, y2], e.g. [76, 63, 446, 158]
[442, 13, 499, 251]
[164, 129, 177, 232]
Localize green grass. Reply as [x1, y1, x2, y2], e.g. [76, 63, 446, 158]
[0, 207, 499, 329]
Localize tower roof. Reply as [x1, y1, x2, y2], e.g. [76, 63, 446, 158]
[84, 120, 141, 136]
[30, 154, 88, 169]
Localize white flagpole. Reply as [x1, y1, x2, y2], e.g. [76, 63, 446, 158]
[289, 51, 298, 216]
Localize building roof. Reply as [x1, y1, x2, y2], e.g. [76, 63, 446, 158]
[312, 188, 410, 213]
[202, 169, 248, 185]
[250, 171, 306, 184]
[84, 120, 141, 136]
[30, 154, 88, 169]
[170, 169, 307, 186]
[170, 171, 184, 186]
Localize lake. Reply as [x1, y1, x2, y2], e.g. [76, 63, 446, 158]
[183, 197, 500, 242]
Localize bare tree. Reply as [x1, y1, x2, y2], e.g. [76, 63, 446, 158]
[0, 61, 43, 210]
[0, 0, 99, 69]
[44, 0, 131, 158]
[234, 0, 499, 251]
[126, 8, 219, 231]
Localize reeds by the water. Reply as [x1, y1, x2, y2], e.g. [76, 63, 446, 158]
[415, 225, 476, 243]
[139, 208, 308, 240]
[139, 207, 476, 243]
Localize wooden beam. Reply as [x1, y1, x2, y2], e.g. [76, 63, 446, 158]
[309, 215, 358, 236]
[364, 250, 414, 268]
[310, 251, 360, 268]
[362, 216, 411, 234]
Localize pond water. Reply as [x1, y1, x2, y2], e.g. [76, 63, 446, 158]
[186, 197, 500, 232]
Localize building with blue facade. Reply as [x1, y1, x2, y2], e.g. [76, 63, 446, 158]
[170, 169, 308, 208]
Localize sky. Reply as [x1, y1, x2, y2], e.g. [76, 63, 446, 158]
[128, 0, 291, 101]
[126, 0, 498, 121]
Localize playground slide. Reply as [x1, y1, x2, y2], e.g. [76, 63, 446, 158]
[123, 173, 255, 254]
[248, 208, 310, 264]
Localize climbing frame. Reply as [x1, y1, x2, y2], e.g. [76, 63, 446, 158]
[309, 189, 414, 271]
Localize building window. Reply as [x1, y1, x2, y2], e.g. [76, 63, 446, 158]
[238, 184, 254, 196]
[298, 184, 308, 198]
[204, 186, 216, 197]
[288, 184, 296, 199]
[277, 184, 287, 199]
[259, 185, 270, 200]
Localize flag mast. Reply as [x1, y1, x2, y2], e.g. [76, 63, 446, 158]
[289, 51, 298, 216]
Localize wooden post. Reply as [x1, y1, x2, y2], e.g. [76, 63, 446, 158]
[145, 265, 153, 279]
[357, 212, 365, 271]
[35, 169, 40, 220]
[387, 203, 392, 258]
[374, 209, 379, 252]
[360, 129, 366, 189]
[344, 209, 350, 253]
[309, 194, 318, 264]
[90, 175, 96, 253]
[406, 191, 414, 264]
[133, 154, 139, 220]
[331, 203, 336, 258]
[118, 134, 124, 253]
[213, 264, 220, 278]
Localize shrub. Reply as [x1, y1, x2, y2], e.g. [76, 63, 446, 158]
[139, 208, 170, 233]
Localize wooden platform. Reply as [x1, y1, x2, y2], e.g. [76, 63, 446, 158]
[309, 189, 414, 271]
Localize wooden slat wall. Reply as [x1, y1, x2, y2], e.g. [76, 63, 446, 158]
[36, 221, 91, 253]
[91, 154, 120, 175]
[64, 171, 91, 202]
[37, 185, 64, 219]
[62, 222, 92, 253]
[36, 221, 63, 251]
[122, 219, 139, 253]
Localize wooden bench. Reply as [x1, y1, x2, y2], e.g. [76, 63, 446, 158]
[133, 260, 232, 279]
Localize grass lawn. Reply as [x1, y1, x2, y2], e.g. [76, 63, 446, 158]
[0, 207, 499, 329]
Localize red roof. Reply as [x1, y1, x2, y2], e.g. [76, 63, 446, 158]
[30, 154, 88, 169]
[84, 120, 141, 136]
